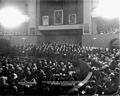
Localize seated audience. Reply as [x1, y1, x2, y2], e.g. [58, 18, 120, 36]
[0, 42, 119, 95]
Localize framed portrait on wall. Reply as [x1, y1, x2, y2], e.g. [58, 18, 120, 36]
[83, 23, 91, 35]
[69, 14, 76, 24]
[29, 27, 36, 35]
[42, 16, 49, 26]
[54, 9, 63, 25]
[0, 32, 3, 35]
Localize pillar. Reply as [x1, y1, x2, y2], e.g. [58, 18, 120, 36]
[83, 0, 92, 35]
[27, 0, 36, 35]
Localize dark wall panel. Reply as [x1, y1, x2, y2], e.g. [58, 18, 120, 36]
[40, 0, 83, 25]
[37, 29, 82, 44]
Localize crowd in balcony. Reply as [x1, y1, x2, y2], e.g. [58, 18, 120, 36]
[0, 42, 119, 95]
[95, 17, 119, 34]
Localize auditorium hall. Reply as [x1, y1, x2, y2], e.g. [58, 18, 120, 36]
[0, 0, 119, 96]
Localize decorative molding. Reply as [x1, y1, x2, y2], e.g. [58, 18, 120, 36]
[38, 24, 83, 30]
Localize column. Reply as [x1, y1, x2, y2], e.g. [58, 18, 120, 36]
[36, 0, 42, 35]
[83, 0, 92, 35]
[27, 0, 36, 35]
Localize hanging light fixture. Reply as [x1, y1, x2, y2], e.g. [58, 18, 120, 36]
[0, 6, 29, 29]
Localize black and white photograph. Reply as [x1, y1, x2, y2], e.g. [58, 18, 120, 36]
[83, 23, 91, 35]
[54, 9, 63, 25]
[29, 27, 36, 35]
[0, 0, 119, 96]
[42, 16, 49, 25]
[69, 14, 76, 24]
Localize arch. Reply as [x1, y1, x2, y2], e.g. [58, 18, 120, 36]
[109, 38, 119, 49]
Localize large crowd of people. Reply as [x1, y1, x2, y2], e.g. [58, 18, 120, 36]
[0, 42, 119, 95]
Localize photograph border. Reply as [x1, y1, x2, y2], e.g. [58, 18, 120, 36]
[54, 9, 63, 25]
[83, 23, 91, 35]
[42, 16, 49, 26]
[69, 14, 76, 24]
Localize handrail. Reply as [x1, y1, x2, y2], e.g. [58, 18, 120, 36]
[68, 71, 92, 93]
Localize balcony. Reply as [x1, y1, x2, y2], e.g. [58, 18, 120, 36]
[38, 24, 83, 31]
